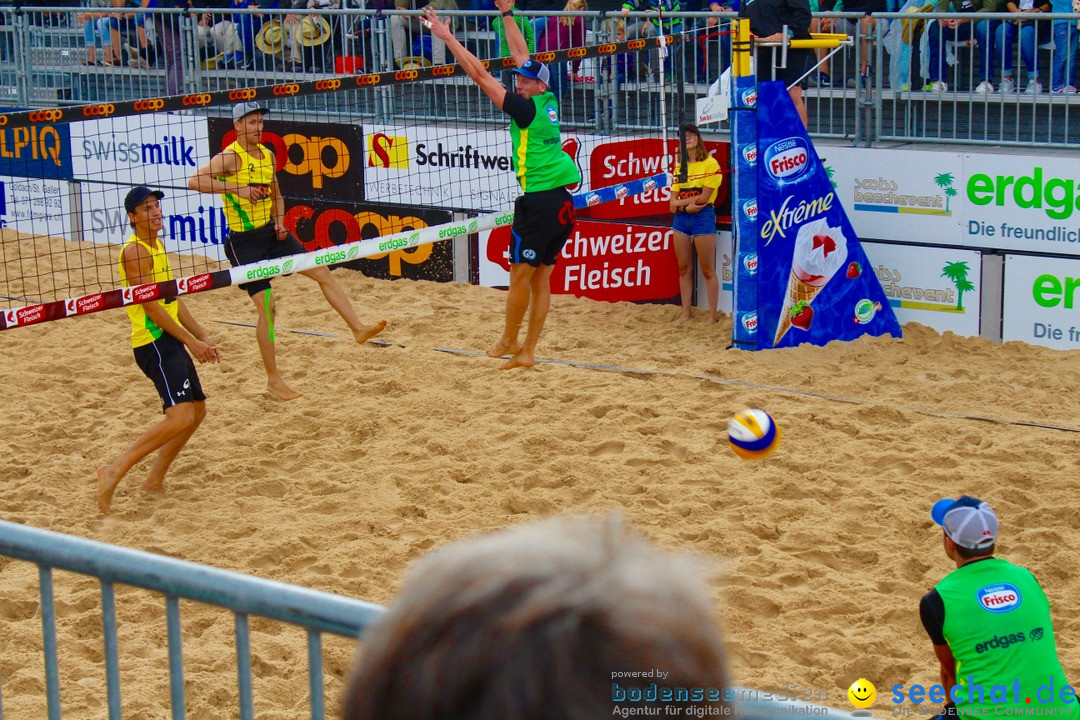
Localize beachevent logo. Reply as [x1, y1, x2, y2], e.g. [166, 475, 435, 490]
[764, 138, 811, 183]
[852, 170, 951, 217]
[977, 584, 1022, 614]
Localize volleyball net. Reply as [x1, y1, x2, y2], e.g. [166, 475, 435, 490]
[0, 31, 712, 330]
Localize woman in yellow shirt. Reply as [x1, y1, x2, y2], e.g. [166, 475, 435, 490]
[669, 124, 721, 323]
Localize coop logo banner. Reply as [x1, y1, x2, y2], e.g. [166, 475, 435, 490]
[282, 197, 452, 281]
[0, 109, 73, 180]
[208, 117, 365, 202]
[480, 218, 679, 303]
[754, 81, 901, 350]
[588, 136, 731, 221]
[72, 113, 209, 188]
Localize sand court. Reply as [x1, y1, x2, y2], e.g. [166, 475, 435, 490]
[1, 259, 1079, 719]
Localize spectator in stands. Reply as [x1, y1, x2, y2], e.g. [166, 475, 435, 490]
[282, 0, 338, 70]
[622, 0, 680, 79]
[839, 0, 885, 88]
[391, 0, 458, 67]
[96, 186, 220, 516]
[340, 514, 732, 720]
[995, 0, 1052, 93]
[107, 0, 152, 68]
[195, 0, 243, 68]
[807, 0, 841, 86]
[1050, 0, 1077, 93]
[670, 123, 721, 324]
[538, 0, 587, 97]
[520, 0, 562, 43]
[139, 0, 190, 94]
[79, 0, 116, 65]
[230, 0, 280, 69]
[923, 0, 999, 93]
[739, 0, 813, 126]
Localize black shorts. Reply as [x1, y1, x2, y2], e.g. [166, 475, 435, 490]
[133, 333, 206, 414]
[510, 187, 575, 267]
[224, 223, 307, 297]
[755, 47, 815, 88]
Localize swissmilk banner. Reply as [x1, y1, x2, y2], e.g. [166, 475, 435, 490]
[753, 81, 901, 350]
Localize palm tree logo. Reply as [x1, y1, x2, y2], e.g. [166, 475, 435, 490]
[825, 165, 837, 189]
[941, 261, 974, 311]
[933, 172, 956, 215]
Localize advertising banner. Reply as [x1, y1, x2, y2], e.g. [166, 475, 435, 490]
[863, 242, 982, 337]
[72, 113, 209, 189]
[730, 71, 758, 348]
[80, 183, 228, 263]
[0, 176, 71, 239]
[0, 115, 73, 180]
[586, 136, 731, 222]
[364, 123, 605, 213]
[479, 218, 680, 303]
[1001, 254, 1080, 350]
[754, 81, 901, 350]
[284, 198, 453, 281]
[823, 147, 1080, 257]
[207, 116, 365, 203]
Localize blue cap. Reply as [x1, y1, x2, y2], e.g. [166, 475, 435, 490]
[931, 496, 998, 550]
[124, 186, 164, 214]
[511, 59, 551, 85]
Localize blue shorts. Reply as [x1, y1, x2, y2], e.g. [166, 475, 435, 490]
[672, 206, 716, 237]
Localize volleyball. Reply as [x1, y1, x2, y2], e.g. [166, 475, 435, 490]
[727, 409, 781, 460]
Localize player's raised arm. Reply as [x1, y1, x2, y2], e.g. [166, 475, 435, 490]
[495, 0, 530, 67]
[422, 5, 507, 107]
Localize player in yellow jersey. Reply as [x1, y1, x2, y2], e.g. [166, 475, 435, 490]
[188, 102, 386, 400]
[96, 186, 221, 515]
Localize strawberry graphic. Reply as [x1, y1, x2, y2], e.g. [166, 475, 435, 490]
[790, 301, 814, 331]
[847, 261, 861, 279]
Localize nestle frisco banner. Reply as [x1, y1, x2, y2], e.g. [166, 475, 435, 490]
[479, 219, 679, 303]
[207, 117, 364, 203]
[754, 81, 901, 350]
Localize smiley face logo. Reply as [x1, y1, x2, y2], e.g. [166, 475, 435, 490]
[847, 678, 876, 709]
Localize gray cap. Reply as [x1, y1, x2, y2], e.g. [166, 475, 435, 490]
[931, 496, 998, 550]
[233, 102, 268, 122]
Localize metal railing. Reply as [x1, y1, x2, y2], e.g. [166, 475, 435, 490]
[0, 518, 385, 720]
[1, 6, 1079, 144]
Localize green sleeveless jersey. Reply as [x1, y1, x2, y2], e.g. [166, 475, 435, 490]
[937, 558, 1077, 718]
[509, 93, 581, 194]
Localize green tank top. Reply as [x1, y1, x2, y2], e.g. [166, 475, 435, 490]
[937, 558, 1077, 717]
[509, 93, 581, 194]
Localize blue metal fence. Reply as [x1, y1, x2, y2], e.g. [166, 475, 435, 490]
[0, 519, 385, 720]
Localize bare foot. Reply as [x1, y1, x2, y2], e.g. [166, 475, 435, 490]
[500, 350, 535, 370]
[707, 314, 719, 324]
[268, 378, 303, 401]
[673, 313, 692, 325]
[140, 476, 164, 493]
[486, 338, 521, 358]
[96, 465, 121, 515]
[354, 320, 387, 345]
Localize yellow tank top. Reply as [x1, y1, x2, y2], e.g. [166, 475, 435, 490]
[118, 235, 181, 348]
[219, 140, 274, 232]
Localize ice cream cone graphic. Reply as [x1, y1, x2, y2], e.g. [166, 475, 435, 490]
[774, 218, 848, 345]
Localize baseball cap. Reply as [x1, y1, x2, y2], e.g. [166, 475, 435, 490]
[931, 496, 998, 550]
[511, 59, 551, 85]
[124, 186, 164, 214]
[233, 102, 269, 122]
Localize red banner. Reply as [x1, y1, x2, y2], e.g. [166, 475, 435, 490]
[485, 219, 679, 303]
